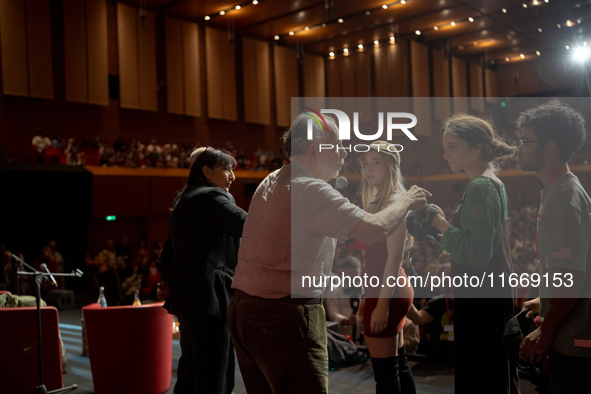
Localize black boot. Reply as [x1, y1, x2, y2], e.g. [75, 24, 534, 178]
[371, 356, 401, 394]
[398, 346, 417, 394]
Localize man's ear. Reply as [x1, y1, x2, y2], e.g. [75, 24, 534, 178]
[544, 141, 559, 156]
[308, 142, 317, 159]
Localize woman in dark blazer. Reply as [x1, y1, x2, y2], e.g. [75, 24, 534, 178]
[158, 148, 247, 394]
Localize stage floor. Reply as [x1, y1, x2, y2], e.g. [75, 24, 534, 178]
[58, 307, 550, 394]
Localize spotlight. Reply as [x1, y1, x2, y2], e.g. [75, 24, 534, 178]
[415, 30, 421, 35]
[390, 36, 395, 44]
[220, 10, 225, 15]
[343, 48, 349, 53]
[502, 8, 507, 13]
[505, 57, 510, 61]
[469, 17, 474, 22]
[204, 16, 210, 21]
[235, 5, 241, 10]
[382, 4, 388, 9]
[538, 28, 542, 32]
[520, 54, 525, 58]
[557, 24, 561, 28]
[536, 51, 540, 55]
[573, 46, 590, 61]
[253, 0, 258, 4]
[522, 3, 527, 8]
[329, 51, 335, 57]
[374, 40, 380, 46]
[289, 31, 294, 36]
[451, 21, 456, 26]
[401, 0, 406, 4]
[274, 35, 280, 40]
[338, 18, 344, 23]
[566, 45, 570, 50]
[305, 26, 309, 31]
[358, 44, 364, 49]
[433, 26, 439, 31]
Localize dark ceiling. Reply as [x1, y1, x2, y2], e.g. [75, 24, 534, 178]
[122, 0, 591, 65]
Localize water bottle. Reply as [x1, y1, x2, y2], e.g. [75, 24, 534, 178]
[133, 290, 141, 306]
[97, 286, 107, 307]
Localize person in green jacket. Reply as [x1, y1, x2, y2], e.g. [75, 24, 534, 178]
[429, 114, 521, 394]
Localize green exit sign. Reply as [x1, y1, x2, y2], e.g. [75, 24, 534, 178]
[105, 216, 116, 221]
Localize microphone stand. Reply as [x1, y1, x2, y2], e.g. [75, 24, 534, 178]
[15, 254, 81, 394]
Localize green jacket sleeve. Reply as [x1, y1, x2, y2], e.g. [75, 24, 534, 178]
[440, 177, 503, 268]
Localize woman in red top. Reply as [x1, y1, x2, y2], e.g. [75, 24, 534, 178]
[359, 141, 416, 394]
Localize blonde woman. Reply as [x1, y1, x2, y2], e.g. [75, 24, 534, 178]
[358, 141, 416, 394]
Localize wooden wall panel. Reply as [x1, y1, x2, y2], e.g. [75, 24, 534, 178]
[303, 54, 325, 97]
[485, 68, 498, 104]
[206, 27, 237, 121]
[411, 41, 429, 97]
[26, 0, 53, 99]
[182, 21, 201, 117]
[374, 39, 410, 98]
[452, 56, 468, 113]
[0, 0, 29, 96]
[274, 45, 298, 127]
[137, 12, 157, 111]
[86, 0, 109, 106]
[243, 37, 271, 125]
[165, 17, 184, 114]
[469, 63, 484, 112]
[433, 48, 451, 121]
[63, 0, 88, 103]
[117, 3, 140, 109]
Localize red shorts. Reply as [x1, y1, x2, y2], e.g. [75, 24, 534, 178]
[362, 269, 413, 338]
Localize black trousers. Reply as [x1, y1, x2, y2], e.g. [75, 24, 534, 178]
[174, 313, 234, 394]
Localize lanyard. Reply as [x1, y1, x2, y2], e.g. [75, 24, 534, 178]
[535, 166, 569, 260]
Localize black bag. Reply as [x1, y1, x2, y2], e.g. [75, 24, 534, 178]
[406, 204, 442, 247]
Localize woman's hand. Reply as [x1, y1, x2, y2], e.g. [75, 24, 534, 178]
[359, 298, 365, 322]
[370, 304, 389, 334]
[430, 204, 450, 234]
[156, 280, 169, 301]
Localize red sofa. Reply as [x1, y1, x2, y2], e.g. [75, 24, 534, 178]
[82, 302, 173, 394]
[0, 306, 64, 393]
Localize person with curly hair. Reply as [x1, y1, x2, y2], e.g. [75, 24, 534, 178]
[516, 99, 591, 394]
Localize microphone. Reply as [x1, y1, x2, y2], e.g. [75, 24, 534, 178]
[334, 176, 348, 190]
[40, 263, 58, 287]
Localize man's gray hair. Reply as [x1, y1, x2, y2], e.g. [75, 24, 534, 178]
[282, 112, 336, 157]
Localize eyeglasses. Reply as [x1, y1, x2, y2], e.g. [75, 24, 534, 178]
[518, 138, 540, 151]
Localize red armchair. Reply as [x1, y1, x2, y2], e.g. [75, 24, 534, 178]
[0, 306, 63, 394]
[82, 302, 173, 394]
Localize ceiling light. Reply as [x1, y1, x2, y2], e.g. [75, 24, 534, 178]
[473, 41, 478, 46]
[577, 19, 581, 24]
[253, 0, 258, 4]
[358, 44, 364, 49]
[536, 51, 540, 55]
[365, 11, 370, 15]
[502, 8, 507, 13]
[415, 30, 421, 35]
[566, 45, 570, 49]
[567, 20, 573, 27]
[557, 24, 561, 28]
[469, 17, 474, 22]
[343, 48, 349, 53]
[390, 36, 395, 44]
[451, 21, 456, 26]
[573, 46, 590, 61]
[338, 18, 344, 23]
[382, 4, 388, 9]
[523, 3, 527, 8]
[274, 35, 280, 40]
[305, 26, 310, 31]
[220, 10, 225, 15]
[329, 51, 335, 57]
[433, 26, 439, 31]
[401, 0, 406, 4]
[235, 5, 241, 10]
[204, 16, 210, 21]
[289, 31, 294, 36]
[321, 23, 326, 28]
[374, 40, 380, 46]
[505, 57, 510, 61]
[538, 28, 542, 32]
[520, 53, 525, 58]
